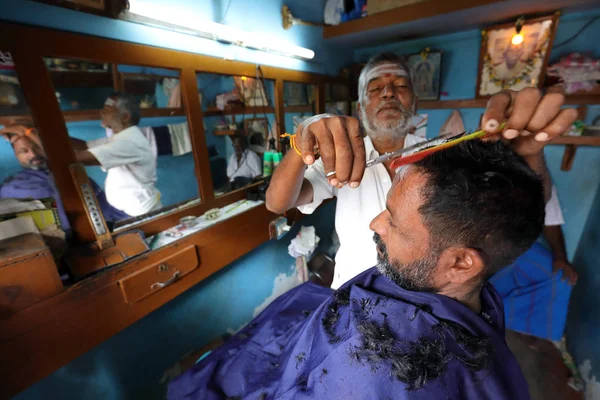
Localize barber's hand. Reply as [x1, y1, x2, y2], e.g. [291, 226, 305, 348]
[297, 115, 365, 188]
[0, 124, 37, 144]
[481, 88, 578, 157]
[553, 259, 578, 285]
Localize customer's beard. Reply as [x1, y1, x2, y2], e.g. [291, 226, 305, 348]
[361, 100, 413, 141]
[373, 233, 438, 292]
[26, 156, 48, 171]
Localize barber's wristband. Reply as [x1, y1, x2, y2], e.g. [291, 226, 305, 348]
[281, 133, 302, 156]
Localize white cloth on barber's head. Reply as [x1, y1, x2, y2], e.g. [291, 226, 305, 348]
[298, 133, 426, 289]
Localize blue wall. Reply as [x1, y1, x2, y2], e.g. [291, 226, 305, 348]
[354, 10, 600, 260]
[567, 184, 600, 383]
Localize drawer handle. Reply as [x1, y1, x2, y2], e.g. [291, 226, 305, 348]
[151, 271, 181, 290]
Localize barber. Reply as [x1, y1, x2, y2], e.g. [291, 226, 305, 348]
[70, 93, 161, 217]
[266, 52, 578, 289]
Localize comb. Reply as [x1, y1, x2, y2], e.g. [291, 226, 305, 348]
[390, 122, 507, 171]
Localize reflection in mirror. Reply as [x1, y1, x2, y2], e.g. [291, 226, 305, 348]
[43, 57, 199, 231]
[283, 81, 316, 138]
[325, 82, 352, 117]
[0, 50, 65, 279]
[197, 73, 276, 197]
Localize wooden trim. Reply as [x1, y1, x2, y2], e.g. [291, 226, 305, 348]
[111, 64, 122, 91]
[323, 0, 504, 38]
[550, 136, 600, 146]
[181, 68, 214, 203]
[560, 145, 577, 171]
[284, 104, 315, 113]
[419, 98, 488, 109]
[275, 79, 286, 147]
[203, 106, 275, 117]
[0, 205, 277, 399]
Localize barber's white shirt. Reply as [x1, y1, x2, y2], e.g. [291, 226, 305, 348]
[88, 125, 160, 217]
[227, 150, 262, 182]
[298, 134, 426, 289]
[545, 185, 564, 226]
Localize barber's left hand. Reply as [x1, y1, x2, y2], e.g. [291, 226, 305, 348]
[481, 88, 578, 157]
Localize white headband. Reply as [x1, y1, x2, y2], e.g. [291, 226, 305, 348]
[104, 98, 116, 106]
[359, 62, 411, 104]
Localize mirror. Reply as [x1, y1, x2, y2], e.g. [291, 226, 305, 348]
[43, 57, 199, 231]
[283, 81, 317, 140]
[325, 82, 352, 117]
[0, 50, 66, 275]
[197, 72, 276, 197]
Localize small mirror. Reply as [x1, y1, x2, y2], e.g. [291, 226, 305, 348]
[44, 57, 199, 231]
[283, 81, 316, 138]
[197, 72, 276, 197]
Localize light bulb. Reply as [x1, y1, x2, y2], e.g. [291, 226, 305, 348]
[511, 33, 524, 45]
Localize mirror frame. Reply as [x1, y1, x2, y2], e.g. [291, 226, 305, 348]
[0, 21, 340, 243]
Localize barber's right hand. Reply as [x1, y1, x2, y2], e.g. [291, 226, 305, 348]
[297, 114, 366, 188]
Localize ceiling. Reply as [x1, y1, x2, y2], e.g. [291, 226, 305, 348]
[323, 0, 600, 48]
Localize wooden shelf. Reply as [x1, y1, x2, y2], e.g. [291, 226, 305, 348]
[50, 70, 113, 88]
[0, 108, 185, 125]
[419, 99, 487, 109]
[418, 94, 600, 110]
[323, 0, 503, 38]
[203, 106, 274, 117]
[550, 135, 600, 146]
[284, 104, 314, 113]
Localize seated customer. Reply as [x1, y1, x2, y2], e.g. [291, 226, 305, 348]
[227, 134, 262, 190]
[0, 124, 128, 232]
[169, 140, 543, 399]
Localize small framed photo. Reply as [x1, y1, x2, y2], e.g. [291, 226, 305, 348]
[408, 51, 442, 100]
[476, 13, 559, 97]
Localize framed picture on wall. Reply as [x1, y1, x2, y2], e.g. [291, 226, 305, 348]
[407, 50, 442, 100]
[476, 13, 560, 97]
[244, 118, 269, 154]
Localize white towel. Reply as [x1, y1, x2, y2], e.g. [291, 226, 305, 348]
[168, 123, 192, 156]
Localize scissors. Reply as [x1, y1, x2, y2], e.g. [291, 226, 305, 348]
[365, 131, 466, 168]
[366, 122, 506, 169]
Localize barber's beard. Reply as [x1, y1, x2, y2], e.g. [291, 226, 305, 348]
[361, 100, 413, 141]
[373, 233, 438, 292]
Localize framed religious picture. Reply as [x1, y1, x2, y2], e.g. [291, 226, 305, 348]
[244, 118, 269, 154]
[477, 13, 560, 97]
[407, 50, 442, 100]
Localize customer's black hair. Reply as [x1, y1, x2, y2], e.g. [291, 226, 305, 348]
[414, 140, 545, 278]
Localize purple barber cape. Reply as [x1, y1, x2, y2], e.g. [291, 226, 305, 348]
[168, 267, 530, 400]
[0, 169, 129, 231]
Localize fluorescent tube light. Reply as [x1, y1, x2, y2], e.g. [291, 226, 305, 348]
[121, 1, 315, 60]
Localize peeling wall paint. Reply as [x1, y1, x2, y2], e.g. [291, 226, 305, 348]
[580, 360, 600, 400]
[253, 267, 301, 317]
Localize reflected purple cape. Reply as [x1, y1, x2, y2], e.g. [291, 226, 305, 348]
[169, 267, 529, 399]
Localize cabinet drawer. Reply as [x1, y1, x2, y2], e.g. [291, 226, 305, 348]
[118, 245, 199, 304]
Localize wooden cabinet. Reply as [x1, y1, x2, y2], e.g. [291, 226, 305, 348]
[0, 233, 63, 318]
[118, 245, 199, 304]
